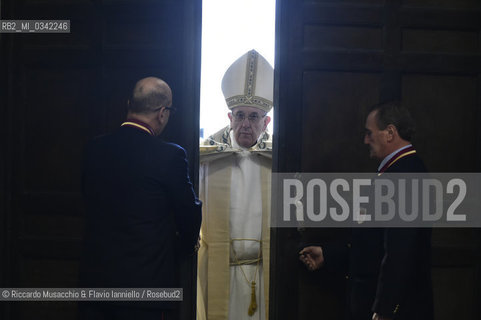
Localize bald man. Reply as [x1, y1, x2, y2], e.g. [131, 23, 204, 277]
[80, 77, 202, 320]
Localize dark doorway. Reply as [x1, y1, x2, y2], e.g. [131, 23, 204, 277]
[271, 0, 481, 319]
[0, 1, 201, 319]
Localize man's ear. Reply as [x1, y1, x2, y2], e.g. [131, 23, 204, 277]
[157, 107, 168, 122]
[228, 112, 233, 123]
[386, 124, 397, 141]
[263, 115, 271, 130]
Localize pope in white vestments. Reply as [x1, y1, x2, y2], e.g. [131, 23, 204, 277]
[197, 50, 273, 320]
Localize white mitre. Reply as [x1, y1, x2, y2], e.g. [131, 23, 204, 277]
[221, 49, 274, 113]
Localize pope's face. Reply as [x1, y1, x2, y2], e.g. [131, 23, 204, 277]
[228, 106, 270, 148]
[364, 110, 389, 159]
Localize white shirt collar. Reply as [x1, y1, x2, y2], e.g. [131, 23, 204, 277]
[377, 144, 412, 172]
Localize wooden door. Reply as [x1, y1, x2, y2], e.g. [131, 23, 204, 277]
[0, 0, 201, 319]
[272, 0, 481, 319]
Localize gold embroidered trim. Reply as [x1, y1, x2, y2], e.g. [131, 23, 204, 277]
[121, 122, 153, 135]
[245, 50, 258, 97]
[226, 95, 273, 111]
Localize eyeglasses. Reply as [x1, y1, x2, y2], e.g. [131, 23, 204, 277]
[232, 112, 266, 123]
[164, 107, 176, 114]
[154, 106, 177, 114]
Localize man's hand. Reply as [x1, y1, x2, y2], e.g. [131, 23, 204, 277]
[299, 246, 324, 271]
[372, 312, 392, 320]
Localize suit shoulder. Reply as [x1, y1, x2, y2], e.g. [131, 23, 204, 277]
[84, 133, 114, 153]
[153, 141, 187, 158]
[164, 142, 186, 153]
[389, 153, 427, 173]
[163, 141, 184, 150]
[88, 132, 111, 144]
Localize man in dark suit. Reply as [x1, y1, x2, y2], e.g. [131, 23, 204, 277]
[300, 101, 433, 320]
[80, 77, 202, 320]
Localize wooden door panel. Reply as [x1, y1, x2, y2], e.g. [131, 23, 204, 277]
[403, 0, 479, 9]
[304, 26, 383, 51]
[402, 74, 479, 172]
[20, 67, 95, 191]
[402, 30, 478, 53]
[1, 0, 201, 319]
[274, 0, 481, 319]
[432, 267, 476, 318]
[302, 71, 381, 171]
